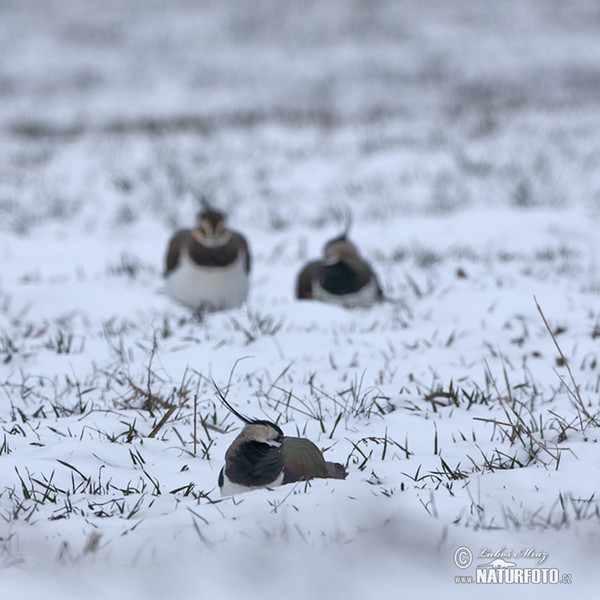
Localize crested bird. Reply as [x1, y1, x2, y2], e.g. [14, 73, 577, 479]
[164, 204, 251, 311]
[296, 215, 383, 308]
[216, 390, 346, 496]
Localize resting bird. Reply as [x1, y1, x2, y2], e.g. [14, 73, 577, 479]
[216, 390, 346, 496]
[296, 225, 383, 308]
[164, 206, 250, 311]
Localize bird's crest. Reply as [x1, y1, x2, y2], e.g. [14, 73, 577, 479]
[341, 205, 353, 239]
[213, 381, 252, 424]
[191, 188, 211, 211]
[213, 380, 284, 436]
[328, 205, 353, 245]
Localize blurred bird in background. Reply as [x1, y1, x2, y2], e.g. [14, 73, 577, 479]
[164, 199, 251, 312]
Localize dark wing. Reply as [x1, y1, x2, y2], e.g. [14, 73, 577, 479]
[281, 437, 331, 483]
[231, 231, 251, 273]
[164, 229, 191, 276]
[325, 461, 347, 479]
[296, 261, 322, 299]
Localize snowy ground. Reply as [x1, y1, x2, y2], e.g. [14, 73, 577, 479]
[2, 0, 600, 597]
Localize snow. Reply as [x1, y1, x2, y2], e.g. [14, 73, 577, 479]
[1, 0, 600, 597]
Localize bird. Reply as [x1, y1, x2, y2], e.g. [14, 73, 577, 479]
[216, 388, 347, 496]
[164, 203, 250, 312]
[296, 213, 383, 308]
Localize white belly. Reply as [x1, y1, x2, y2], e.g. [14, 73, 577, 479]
[220, 471, 284, 496]
[312, 278, 379, 308]
[165, 252, 249, 311]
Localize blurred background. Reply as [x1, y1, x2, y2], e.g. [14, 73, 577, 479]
[2, 0, 599, 234]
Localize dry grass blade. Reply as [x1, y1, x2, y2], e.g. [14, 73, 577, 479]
[148, 405, 176, 438]
[534, 296, 597, 429]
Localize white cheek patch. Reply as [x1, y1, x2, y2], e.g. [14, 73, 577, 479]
[244, 430, 282, 447]
[262, 439, 282, 447]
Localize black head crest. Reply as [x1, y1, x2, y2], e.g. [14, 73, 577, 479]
[341, 205, 353, 239]
[189, 188, 212, 212]
[213, 380, 252, 424]
[213, 381, 283, 435]
[324, 206, 355, 249]
[330, 205, 353, 243]
[190, 190, 227, 227]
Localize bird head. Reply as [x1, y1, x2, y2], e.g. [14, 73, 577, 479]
[323, 234, 360, 264]
[193, 209, 231, 247]
[236, 420, 284, 447]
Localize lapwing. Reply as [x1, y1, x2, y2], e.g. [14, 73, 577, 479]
[296, 218, 383, 308]
[164, 206, 251, 311]
[216, 389, 346, 496]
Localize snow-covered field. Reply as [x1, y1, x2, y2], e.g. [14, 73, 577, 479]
[2, 0, 600, 597]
